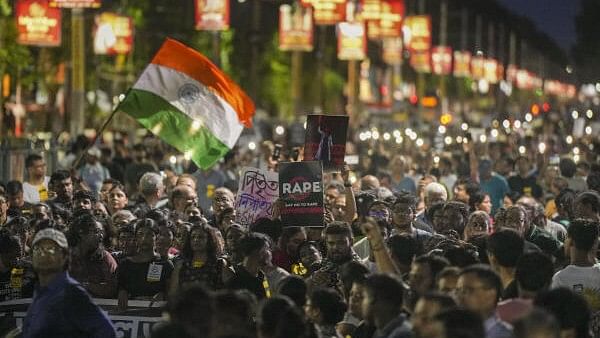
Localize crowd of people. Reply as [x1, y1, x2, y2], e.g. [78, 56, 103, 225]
[0, 131, 600, 338]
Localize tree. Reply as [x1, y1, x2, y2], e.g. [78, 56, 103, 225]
[573, 0, 600, 83]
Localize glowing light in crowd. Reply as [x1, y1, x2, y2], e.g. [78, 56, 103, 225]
[461, 123, 469, 131]
[405, 128, 413, 135]
[409, 132, 418, 141]
[491, 129, 499, 138]
[248, 142, 256, 150]
[566, 135, 573, 144]
[434, 156, 440, 164]
[574, 155, 580, 162]
[573, 147, 580, 155]
[438, 126, 447, 134]
[502, 120, 510, 129]
[169, 156, 177, 164]
[372, 130, 380, 140]
[275, 125, 285, 135]
[395, 136, 403, 144]
[586, 110, 594, 119]
[444, 136, 452, 145]
[393, 130, 401, 138]
[479, 134, 487, 143]
[366, 131, 373, 139]
[456, 136, 463, 143]
[416, 138, 424, 147]
[303, 122, 307, 129]
[518, 146, 526, 154]
[383, 132, 391, 141]
[585, 126, 593, 135]
[514, 120, 521, 129]
[572, 110, 579, 119]
[538, 143, 546, 154]
[525, 113, 533, 122]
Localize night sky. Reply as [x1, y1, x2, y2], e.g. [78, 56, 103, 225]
[496, 0, 581, 51]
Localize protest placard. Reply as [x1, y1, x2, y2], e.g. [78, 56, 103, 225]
[234, 167, 279, 226]
[279, 161, 324, 227]
[303, 114, 349, 172]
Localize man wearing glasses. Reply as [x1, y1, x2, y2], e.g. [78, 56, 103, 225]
[21, 228, 116, 338]
[456, 264, 514, 338]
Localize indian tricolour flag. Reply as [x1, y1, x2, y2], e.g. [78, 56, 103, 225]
[118, 38, 255, 169]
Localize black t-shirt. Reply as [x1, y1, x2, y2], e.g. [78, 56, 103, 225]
[502, 279, 519, 300]
[508, 175, 543, 199]
[226, 265, 267, 299]
[117, 257, 173, 298]
[0, 260, 35, 301]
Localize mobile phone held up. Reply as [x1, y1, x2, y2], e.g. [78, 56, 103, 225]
[272, 144, 283, 161]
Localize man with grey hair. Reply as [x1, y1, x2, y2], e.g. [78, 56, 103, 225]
[416, 182, 448, 227]
[132, 172, 166, 218]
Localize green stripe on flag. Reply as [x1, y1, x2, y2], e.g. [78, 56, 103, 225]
[119, 89, 230, 169]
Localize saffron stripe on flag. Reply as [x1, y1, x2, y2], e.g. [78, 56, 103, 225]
[133, 63, 244, 149]
[150, 38, 255, 127]
[119, 89, 231, 169]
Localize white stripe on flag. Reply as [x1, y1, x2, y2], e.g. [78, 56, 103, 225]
[133, 64, 244, 149]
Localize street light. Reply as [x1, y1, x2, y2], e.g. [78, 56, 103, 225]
[572, 110, 579, 119]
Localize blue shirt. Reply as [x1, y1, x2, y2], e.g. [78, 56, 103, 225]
[480, 174, 510, 214]
[373, 314, 413, 338]
[484, 313, 514, 338]
[22, 272, 116, 338]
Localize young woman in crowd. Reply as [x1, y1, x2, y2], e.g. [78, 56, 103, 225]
[107, 182, 129, 215]
[170, 224, 228, 293]
[117, 218, 174, 312]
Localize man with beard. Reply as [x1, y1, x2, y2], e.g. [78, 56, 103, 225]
[21, 228, 116, 337]
[310, 222, 359, 291]
[48, 170, 74, 213]
[68, 213, 118, 298]
[225, 232, 273, 299]
[73, 190, 95, 213]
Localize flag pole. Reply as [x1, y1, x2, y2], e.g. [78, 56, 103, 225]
[71, 90, 129, 170]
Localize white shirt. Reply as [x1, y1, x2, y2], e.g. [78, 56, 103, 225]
[23, 176, 50, 204]
[552, 264, 600, 291]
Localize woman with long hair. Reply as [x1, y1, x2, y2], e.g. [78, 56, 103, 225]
[169, 224, 228, 293]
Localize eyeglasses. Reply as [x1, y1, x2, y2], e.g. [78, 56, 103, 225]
[455, 286, 491, 295]
[33, 246, 60, 256]
[392, 208, 413, 215]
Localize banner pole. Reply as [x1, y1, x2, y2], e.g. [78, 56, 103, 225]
[71, 94, 125, 170]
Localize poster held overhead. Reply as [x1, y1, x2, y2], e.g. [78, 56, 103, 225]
[303, 114, 349, 172]
[279, 161, 324, 227]
[234, 167, 279, 227]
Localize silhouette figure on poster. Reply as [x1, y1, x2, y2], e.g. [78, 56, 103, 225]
[315, 125, 333, 167]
